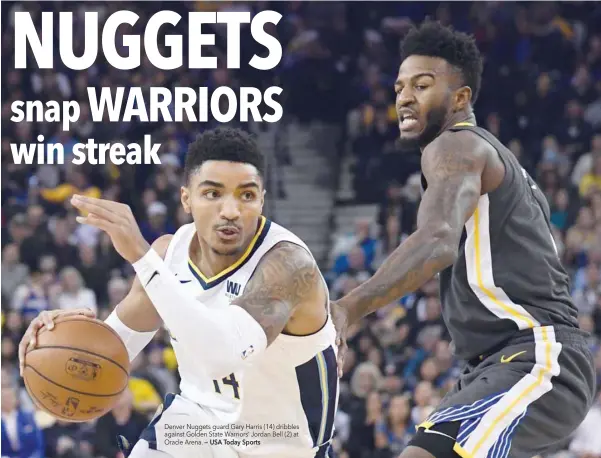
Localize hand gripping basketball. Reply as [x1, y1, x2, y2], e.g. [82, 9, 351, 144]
[19, 308, 96, 376]
[20, 311, 130, 422]
[70, 194, 151, 264]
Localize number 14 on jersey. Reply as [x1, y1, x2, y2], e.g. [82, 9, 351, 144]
[213, 373, 240, 399]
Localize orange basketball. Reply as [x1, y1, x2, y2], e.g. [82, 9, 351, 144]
[22, 315, 130, 422]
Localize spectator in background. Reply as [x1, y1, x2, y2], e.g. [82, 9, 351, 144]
[346, 389, 382, 458]
[551, 188, 571, 232]
[11, 268, 52, 322]
[565, 206, 598, 267]
[1, 244, 29, 303]
[46, 216, 79, 270]
[127, 356, 162, 415]
[39, 167, 101, 213]
[568, 390, 601, 458]
[104, 277, 129, 313]
[93, 389, 147, 458]
[138, 345, 179, 399]
[55, 267, 97, 314]
[539, 135, 572, 179]
[4, 214, 32, 251]
[139, 201, 174, 244]
[42, 416, 95, 458]
[77, 244, 109, 305]
[1, 380, 44, 458]
[579, 152, 601, 199]
[331, 246, 374, 298]
[411, 381, 435, 426]
[378, 182, 418, 253]
[557, 99, 594, 158]
[331, 218, 378, 268]
[375, 394, 413, 457]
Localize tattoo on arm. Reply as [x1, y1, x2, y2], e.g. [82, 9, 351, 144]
[341, 132, 485, 323]
[232, 242, 319, 345]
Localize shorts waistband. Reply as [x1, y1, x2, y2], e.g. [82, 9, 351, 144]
[469, 325, 589, 366]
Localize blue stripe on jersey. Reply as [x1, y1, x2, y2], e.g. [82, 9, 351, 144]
[295, 346, 338, 449]
[140, 392, 176, 450]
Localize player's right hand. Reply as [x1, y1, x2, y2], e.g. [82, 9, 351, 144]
[330, 300, 349, 378]
[18, 308, 96, 376]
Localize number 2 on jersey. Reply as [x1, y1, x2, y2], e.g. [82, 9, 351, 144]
[213, 373, 240, 399]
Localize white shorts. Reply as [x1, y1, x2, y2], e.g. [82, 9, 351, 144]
[128, 393, 238, 458]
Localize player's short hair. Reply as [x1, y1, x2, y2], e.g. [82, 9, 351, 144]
[401, 20, 483, 104]
[184, 127, 265, 184]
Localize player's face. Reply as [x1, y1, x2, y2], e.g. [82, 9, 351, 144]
[395, 55, 468, 150]
[181, 161, 265, 256]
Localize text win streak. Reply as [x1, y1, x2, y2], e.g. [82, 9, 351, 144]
[10, 135, 161, 165]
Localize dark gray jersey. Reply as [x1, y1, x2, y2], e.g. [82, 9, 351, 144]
[427, 124, 579, 361]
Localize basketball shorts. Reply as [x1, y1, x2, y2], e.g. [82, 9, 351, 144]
[125, 393, 238, 458]
[409, 325, 596, 458]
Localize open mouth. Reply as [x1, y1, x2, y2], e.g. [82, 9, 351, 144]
[216, 227, 240, 241]
[399, 112, 419, 131]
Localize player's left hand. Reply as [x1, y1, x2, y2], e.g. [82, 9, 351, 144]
[330, 300, 349, 378]
[71, 194, 150, 264]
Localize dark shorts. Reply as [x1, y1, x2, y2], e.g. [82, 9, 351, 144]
[409, 325, 596, 458]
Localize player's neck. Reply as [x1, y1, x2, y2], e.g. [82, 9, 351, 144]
[442, 111, 476, 131]
[191, 234, 254, 278]
[418, 111, 476, 154]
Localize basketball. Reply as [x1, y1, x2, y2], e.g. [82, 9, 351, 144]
[22, 315, 130, 422]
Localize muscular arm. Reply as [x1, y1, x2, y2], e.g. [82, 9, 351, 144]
[231, 241, 321, 345]
[132, 240, 322, 377]
[338, 131, 487, 324]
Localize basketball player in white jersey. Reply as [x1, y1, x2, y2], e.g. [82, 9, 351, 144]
[19, 128, 339, 458]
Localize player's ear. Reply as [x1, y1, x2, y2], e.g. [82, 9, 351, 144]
[454, 86, 472, 112]
[181, 186, 191, 214]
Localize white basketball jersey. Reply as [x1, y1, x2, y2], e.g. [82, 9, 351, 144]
[163, 216, 339, 457]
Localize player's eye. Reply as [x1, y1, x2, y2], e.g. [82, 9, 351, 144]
[204, 190, 220, 199]
[415, 84, 428, 91]
[241, 191, 256, 201]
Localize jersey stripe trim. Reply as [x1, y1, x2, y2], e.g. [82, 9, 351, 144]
[316, 352, 329, 445]
[464, 195, 540, 329]
[188, 216, 271, 289]
[295, 346, 338, 449]
[140, 393, 177, 450]
[458, 326, 562, 458]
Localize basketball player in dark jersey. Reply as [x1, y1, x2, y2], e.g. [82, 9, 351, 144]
[332, 21, 596, 458]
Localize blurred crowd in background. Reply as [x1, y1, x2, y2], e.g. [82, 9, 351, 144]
[2, 2, 601, 458]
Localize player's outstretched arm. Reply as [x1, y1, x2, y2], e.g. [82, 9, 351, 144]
[336, 131, 487, 325]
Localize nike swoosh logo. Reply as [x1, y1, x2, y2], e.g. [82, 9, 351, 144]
[500, 350, 526, 363]
[146, 271, 159, 286]
[423, 428, 455, 441]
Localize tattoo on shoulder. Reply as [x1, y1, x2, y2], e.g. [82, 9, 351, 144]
[423, 132, 485, 180]
[232, 242, 319, 345]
